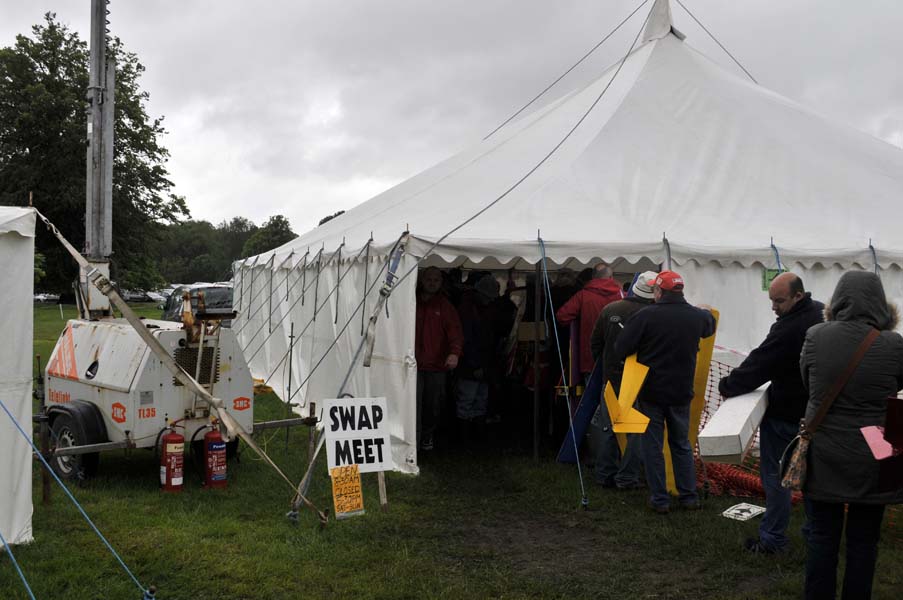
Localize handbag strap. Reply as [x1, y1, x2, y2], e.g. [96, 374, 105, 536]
[806, 327, 880, 434]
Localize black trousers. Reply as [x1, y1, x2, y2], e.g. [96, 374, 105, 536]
[805, 499, 886, 600]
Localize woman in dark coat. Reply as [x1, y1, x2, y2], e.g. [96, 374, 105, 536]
[800, 271, 903, 599]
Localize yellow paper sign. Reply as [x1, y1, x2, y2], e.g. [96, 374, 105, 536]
[604, 354, 651, 452]
[330, 464, 365, 519]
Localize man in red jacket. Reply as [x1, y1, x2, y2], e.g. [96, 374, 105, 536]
[415, 267, 464, 451]
[556, 263, 624, 382]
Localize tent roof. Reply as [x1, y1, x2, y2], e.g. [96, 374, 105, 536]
[0, 207, 36, 238]
[262, 3, 903, 270]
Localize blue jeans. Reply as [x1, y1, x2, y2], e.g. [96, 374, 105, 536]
[805, 500, 885, 600]
[638, 401, 697, 508]
[592, 405, 643, 487]
[456, 378, 489, 420]
[758, 416, 800, 550]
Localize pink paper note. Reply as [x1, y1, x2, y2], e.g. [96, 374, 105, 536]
[861, 426, 900, 460]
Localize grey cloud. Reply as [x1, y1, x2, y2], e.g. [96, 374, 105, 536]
[2, 0, 902, 233]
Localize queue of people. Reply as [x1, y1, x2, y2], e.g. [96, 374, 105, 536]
[415, 265, 901, 598]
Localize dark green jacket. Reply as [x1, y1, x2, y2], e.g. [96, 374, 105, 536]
[801, 271, 903, 505]
[590, 296, 653, 392]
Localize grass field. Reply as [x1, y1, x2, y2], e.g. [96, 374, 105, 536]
[2, 304, 900, 599]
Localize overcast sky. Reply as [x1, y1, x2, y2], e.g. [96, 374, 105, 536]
[2, 1, 901, 236]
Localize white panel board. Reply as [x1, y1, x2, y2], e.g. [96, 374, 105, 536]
[699, 386, 768, 464]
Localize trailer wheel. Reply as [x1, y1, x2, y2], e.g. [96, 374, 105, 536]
[51, 413, 99, 480]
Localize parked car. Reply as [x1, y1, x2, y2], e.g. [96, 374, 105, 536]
[33, 293, 60, 303]
[120, 289, 153, 303]
[161, 283, 234, 326]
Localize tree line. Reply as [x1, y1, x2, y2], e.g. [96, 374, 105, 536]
[0, 15, 297, 293]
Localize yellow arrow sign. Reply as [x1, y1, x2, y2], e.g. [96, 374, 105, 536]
[603, 354, 650, 444]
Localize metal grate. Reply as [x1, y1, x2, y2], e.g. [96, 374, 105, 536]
[173, 346, 220, 386]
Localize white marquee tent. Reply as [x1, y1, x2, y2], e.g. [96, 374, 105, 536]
[0, 206, 35, 545]
[234, 0, 903, 474]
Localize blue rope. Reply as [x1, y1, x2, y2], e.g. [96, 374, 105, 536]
[0, 398, 150, 596]
[770, 238, 783, 272]
[538, 238, 589, 508]
[0, 527, 36, 600]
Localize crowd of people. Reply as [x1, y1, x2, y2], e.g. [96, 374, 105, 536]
[414, 264, 901, 598]
[414, 267, 516, 451]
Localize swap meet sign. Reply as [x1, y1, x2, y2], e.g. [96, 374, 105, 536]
[323, 397, 392, 473]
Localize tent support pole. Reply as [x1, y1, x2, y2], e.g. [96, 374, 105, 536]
[770, 238, 783, 271]
[247, 256, 260, 320]
[869, 240, 879, 274]
[268, 254, 275, 333]
[662, 234, 672, 270]
[378, 471, 388, 511]
[533, 261, 542, 461]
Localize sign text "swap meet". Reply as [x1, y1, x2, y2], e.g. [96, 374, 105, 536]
[323, 397, 392, 474]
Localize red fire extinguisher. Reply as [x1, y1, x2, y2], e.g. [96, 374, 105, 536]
[203, 421, 228, 489]
[160, 422, 185, 493]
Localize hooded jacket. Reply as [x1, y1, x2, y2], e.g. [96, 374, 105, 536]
[719, 293, 824, 423]
[556, 278, 624, 374]
[801, 271, 903, 505]
[415, 292, 464, 372]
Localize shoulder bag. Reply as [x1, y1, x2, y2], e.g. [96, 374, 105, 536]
[780, 327, 880, 491]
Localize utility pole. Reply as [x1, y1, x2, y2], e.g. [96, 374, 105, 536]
[83, 0, 114, 318]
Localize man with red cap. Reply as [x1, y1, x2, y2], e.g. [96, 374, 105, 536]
[615, 270, 716, 514]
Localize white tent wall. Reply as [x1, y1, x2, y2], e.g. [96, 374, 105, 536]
[235, 1, 903, 473]
[0, 207, 35, 545]
[677, 260, 898, 354]
[234, 250, 419, 474]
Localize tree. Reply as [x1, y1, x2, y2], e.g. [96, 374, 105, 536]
[241, 215, 296, 258]
[0, 15, 189, 292]
[318, 210, 345, 226]
[218, 216, 258, 264]
[34, 251, 46, 284]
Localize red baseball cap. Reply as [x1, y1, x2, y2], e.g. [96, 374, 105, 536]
[654, 270, 684, 291]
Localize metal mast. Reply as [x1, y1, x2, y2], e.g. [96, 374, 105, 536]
[83, 0, 114, 317]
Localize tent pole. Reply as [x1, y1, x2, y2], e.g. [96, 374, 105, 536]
[533, 261, 542, 461]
